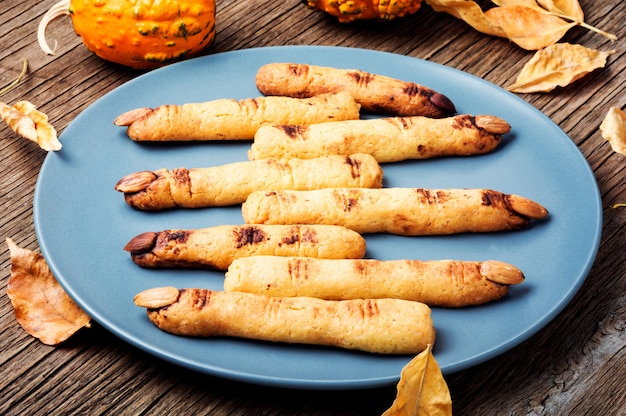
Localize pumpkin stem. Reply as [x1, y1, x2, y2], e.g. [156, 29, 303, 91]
[37, 0, 71, 56]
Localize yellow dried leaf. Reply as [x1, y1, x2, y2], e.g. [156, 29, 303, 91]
[6, 238, 91, 345]
[382, 345, 452, 416]
[536, 0, 584, 20]
[484, 5, 576, 50]
[494, 0, 550, 12]
[492, 1, 616, 42]
[507, 43, 615, 93]
[426, 0, 574, 47]
[495, 0, 584, 20]
[599, 107, 626, 155]
[1, 102, 37, 141]
[424, 0, 507, 37]
[12, 101, 62, 151]
[428, 0, 614, 44]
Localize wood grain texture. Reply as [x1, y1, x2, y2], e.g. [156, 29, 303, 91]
[1, 0, 624, 414]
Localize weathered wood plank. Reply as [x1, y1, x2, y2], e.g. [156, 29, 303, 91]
[1, 0, 623, 415]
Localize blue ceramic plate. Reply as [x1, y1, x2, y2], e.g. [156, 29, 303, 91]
[34, 46, 602, 390]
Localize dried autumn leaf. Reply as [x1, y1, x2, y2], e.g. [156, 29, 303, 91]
[424, 0, 507, 37]
[491, 0, 617, 44]
[12, 100, 62, 151]
[6, 238, 91, 345]
[427, 0, 614, 46]
[536, 0, 584, 20]
[426, 0, 575, 47]
[599, 107, 626, 155]
[382, 345, 452, 416]
[1, 100, 61, 151]
[507, 43, 615, 93]
[0, 102, 37, 141]
[494, 0, 552, 13]
[494, 0, 583, 20]
[484, 5, 576, 50]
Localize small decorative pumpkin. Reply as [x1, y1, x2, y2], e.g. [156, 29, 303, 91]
[38, 0, 216, 70]
[302, 0, 422, 23]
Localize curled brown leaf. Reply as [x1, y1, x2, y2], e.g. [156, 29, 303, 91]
[0, 100, 61, 151]
[534, 0, 615, 40]
[14, 101, 62, 151]
[6, 238, 91, 345]
[536, 0, 584, 20]
[493, 0, 583, 20]
[507, 43, 615, 93]
[425, 0, 616, 48]
[484, 5, 576, 50]
[600, 107, 626, 155]
[425, 0, 507, 37]
[0, 102, 37, 141]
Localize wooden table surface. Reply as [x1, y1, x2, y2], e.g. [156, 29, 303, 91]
[1, 0, 624, 414]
